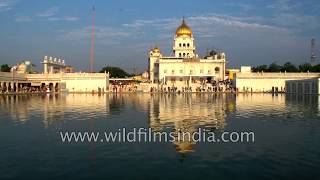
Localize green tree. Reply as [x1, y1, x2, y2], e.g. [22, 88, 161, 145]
[298, 63, 312, 72]
[100, 66, 130, 78]
[268, 62, 282, 72]
[311, 64, 320, 72]
[0, 64, 11, 72]
[253, 64, 268, 72]
[281, 62, 298, 72]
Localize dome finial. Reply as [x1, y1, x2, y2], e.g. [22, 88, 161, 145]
[175, 17, 192, 37]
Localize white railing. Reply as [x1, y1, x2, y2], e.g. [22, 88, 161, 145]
[235, 72, 320, 79]
[0, 72, 27, 81]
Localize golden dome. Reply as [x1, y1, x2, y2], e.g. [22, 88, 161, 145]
[175, 19, 193, 37]
[153, 47, 160, 53]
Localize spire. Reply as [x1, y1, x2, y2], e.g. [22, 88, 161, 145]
[175, 17, 192, 37]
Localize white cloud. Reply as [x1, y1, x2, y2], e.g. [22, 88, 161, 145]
[48, 17, 60, 21]
[37, 7, 59, 17]
[64, 16, 79, 21]
[267, 0, 300, 12]
[273, 13, 320, 30]
[59, 26, 131, 45]
[15, 15, 32, 22]
[48, 16, 79, 21]
[35, 7, 79, 22]
[0, 0, 16, 12]
[188, 14, 287, 32]
[57, 13, 311, 66]
[122, 14, 289, 40]
[224, 2, 253, 11]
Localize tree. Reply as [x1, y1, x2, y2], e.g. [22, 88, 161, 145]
[281, 62, 298, 72]
[268, 62, 282, 72]
[253, 64, 268, 72]
[0, 64, 11, 72]
[298, 63, 312, 72]
[311, 64, 320, 72]
[100, 66, 130, 78]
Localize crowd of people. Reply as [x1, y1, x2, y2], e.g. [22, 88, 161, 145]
[1, 79, 236, 94]
[150, 79, 235, 93]
[109, 80, 139, 93]
[0, 86, 44, 94]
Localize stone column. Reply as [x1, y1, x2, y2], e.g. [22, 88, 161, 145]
[2, 82, 6, 92]
[50, 66, 54, 74]
[44, 63, 48, 74]
[15, 83, 19, 93]
[10, 82, 14, 92]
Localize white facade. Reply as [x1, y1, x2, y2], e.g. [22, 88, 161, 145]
[0, 71, 109, 93]
[26, 73, 109, 93]
[234, 72, 320, 93]
[149, 19, 226, 85]
[286, 78, 320, 94]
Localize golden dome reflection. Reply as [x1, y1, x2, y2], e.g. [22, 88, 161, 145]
[175, 19, 193, 37]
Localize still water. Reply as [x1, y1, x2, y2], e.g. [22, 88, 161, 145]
[0, 93, 319, 179]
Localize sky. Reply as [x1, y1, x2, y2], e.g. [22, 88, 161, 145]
[0, 0, 319, 73]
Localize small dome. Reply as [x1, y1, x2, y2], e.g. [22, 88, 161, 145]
[175, 19, 193, 37]
[153, 47, 160, 53]
[209, 50, 217, 56]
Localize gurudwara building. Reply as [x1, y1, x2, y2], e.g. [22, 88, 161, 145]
[149, 19, 226, 86]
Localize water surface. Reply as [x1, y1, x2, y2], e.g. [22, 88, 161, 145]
[0, 93, 319, 179]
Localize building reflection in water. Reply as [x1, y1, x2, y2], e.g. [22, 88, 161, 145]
[0, 95, 30, 123]
[148, 94, 235, 153]
[1, 93, 318, 155]
[0, 94, 110, 128]
[285, 94, 320, 116]
[234, 93, 320, 118]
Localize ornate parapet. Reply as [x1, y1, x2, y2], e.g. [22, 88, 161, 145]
[41, 56, 66, 74]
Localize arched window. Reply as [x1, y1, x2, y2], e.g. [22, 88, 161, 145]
[183, 53, 186, 57]
[179, 43, 181, 47]
[183, 43, 186, 47]
[215, 67, 220, 73]
[187, 53, 189, 57]
[179, 53, 181, 57]
[187, 43, 190, 47]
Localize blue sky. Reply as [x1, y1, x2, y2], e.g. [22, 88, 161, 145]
[0, 0, 319, 72]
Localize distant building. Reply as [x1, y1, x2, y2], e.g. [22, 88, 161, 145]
[233, 70, 320, 93]
[142, 70, 149, 79]
[286, 78, 320, 94]
[148, 19, 226, 86]
[226, 68, 240, 80]
[0, 56, 109, 93]
[12, 61, 35, 74]
[64, 66, 75, 73]
[240, 66, 252, 73]
[41, 56, 66, 74]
